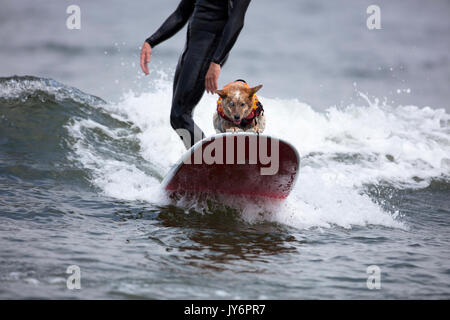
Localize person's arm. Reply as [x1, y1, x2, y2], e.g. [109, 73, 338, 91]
[141, 0, 195, 75]
[205, 0, 251, 93]
[145, 0, 195, 48]
[211, 0, 251, 65]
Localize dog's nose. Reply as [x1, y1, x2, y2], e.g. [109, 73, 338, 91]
[234, 115, 240, 120]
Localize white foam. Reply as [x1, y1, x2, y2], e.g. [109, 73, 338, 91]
[67, 76, 450, 230]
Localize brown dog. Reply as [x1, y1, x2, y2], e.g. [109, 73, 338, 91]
[213, 80, 265, 133]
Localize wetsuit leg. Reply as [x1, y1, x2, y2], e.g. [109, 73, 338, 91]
[170, 27, 223, 149]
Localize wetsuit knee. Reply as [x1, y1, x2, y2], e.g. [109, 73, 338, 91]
[170, 109, 204, 149]
[170, 109, 184, 131]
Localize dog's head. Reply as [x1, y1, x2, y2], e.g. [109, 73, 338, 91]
[216, 82, 263, 125]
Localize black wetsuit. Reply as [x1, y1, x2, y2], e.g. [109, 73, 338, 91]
[145, 0, 251, 149]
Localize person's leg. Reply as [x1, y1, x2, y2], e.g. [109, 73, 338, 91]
[170, 28, 222, 149]
[173, 25, 191, 95]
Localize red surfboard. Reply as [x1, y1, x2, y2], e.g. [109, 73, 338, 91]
[162, 133, 300, 199]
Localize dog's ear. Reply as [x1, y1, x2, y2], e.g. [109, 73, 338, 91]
[248, 85, 263, 97]
[215, 89, 227, 99]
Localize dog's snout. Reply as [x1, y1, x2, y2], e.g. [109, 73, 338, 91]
[233, 115, 240, 120]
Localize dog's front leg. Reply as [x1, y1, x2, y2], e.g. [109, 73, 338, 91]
[244, 126, 260, 133]
[245, 125, 263, 134]
[226, 127, 243, 133]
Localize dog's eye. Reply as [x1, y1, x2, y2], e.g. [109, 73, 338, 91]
[229, 102, 235, 107]
[241, 103, 245, 107]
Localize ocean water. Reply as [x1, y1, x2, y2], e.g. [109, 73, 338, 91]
[0, 0, 449, 299]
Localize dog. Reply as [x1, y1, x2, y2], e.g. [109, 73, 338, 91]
[213, 79, 265, 133]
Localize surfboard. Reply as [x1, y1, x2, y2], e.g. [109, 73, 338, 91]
[161, 132, 300, 199]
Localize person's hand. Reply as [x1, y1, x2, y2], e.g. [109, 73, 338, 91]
[205, 62, 221, 94]
[140, 42, 152, 75]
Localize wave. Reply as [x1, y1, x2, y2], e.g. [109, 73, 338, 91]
[0, 75, 104, 105]
[0, 76, 127, 187]
[1, 75, 449, 230]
